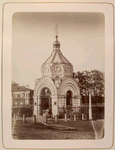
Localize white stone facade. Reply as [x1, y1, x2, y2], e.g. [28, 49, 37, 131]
[34, 35, 81, 117]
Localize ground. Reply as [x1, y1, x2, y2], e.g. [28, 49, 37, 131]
[12, 117, 104, 140]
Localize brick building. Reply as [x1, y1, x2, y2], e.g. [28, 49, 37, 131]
[12, 82, 34, 116]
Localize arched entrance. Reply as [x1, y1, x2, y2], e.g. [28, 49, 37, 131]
[66, 90, 72, 106]
[40, 87, 52, 115]
[66, 90, 72, 116]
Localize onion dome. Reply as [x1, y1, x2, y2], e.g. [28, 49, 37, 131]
[53, 35, 60, 50]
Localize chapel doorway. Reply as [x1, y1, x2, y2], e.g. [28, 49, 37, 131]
[40, 87, 52, 115]
[66, 90, 72, 106]
[66, 90, 72, 115]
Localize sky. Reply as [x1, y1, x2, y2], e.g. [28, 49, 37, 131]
[12, 12, 105, 89]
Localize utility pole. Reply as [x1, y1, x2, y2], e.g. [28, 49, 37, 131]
[89, 89, 92, 120]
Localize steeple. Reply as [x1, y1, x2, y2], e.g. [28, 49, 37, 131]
[53, 25, 60, 51]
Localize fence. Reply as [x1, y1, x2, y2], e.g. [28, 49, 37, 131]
[12, 105, 33, 117]
[58, 103, 104, 120]
[12, 104, 104, 120]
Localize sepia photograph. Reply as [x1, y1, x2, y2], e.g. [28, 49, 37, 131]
[12, 12, 105, 140]
[1, 2, 113, 149]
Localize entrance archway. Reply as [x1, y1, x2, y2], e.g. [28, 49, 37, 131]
[66, 90, 72, 116]
[66, 90, 72, 107]
[40, 87, 52, 115]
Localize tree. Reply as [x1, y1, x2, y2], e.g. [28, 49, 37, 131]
[89, 70, 105, 97]
[12, 81, 19, 87]
[74, 70, 105, 120]
[74, 70, 105, 98]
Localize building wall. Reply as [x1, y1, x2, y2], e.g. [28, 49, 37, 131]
[12, 90, 33, 107]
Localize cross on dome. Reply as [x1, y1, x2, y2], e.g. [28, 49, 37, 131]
[53, 24, 60, 50]
[55, 24, 58, 37]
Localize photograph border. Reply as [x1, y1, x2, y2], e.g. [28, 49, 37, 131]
[1, 1, 114, 149]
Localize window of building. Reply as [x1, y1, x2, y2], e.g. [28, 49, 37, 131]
[54, 102, 57, 105]
[21, 93, 25, 98]
[14, 94, 17, 98]
[20, 102, 23, 105]
[15, 102, 18, 106]
[17, 94, 20, 98]
[25, 99, 29, 105]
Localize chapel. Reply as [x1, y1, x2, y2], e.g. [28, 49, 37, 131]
[34, 32, 81, 117]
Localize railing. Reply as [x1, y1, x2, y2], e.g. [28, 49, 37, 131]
[58, 104, 104, 119]
[80, 103, 104, 107]
[13, 105, 33, 108]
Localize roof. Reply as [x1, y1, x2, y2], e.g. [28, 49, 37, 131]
[42, 51, 72, 67]
[12, 85, 33, 92]
[42, 36, 72, 68]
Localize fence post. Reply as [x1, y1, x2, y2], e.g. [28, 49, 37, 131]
[23, 114, 26, 123]
[33, 115, 36, 124]
[45, 115, 47, 123]
[14, 114, 16, 122]
[82, 113, 84, 120]
[74, 114, 76, 121]
[65, 113, 67, 122]
[55, 115, 58, 122]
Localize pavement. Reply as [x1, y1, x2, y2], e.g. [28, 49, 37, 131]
[36, 115, 104, 139]
[12, 116, 104, 139]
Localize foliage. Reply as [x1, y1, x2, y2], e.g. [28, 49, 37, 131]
[73, 70, 105, 97]
[12, 81, 19, 87]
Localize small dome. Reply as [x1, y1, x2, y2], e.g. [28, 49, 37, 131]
[53, 35, 60, 49]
